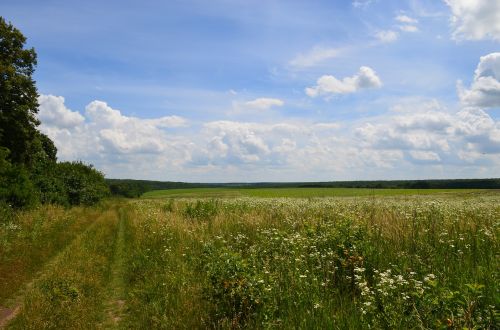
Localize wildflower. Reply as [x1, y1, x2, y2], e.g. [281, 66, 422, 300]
[424, 273, 436, 282]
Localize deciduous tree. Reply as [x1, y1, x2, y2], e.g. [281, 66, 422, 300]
[0, 17, 39, 165]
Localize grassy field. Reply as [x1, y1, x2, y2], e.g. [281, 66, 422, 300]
[0, 189, 498, 329]
[142, 187, 484, 198]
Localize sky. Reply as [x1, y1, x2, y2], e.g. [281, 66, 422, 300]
[1, 0, 499, 182]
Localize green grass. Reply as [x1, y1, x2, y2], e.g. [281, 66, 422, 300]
[127, 192, 499, 329]
[142, 187, 482, 198]
[7, 207, 120, 329]
[1, 191, 498, 329]
[0, 205, 101, 305]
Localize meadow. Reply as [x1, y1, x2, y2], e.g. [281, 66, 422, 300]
[142, 187, 483, 198]
[0, 189, 498, 329]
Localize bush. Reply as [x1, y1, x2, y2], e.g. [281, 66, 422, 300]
[0, 148, 38, 209]
[57, 161, 109, 206]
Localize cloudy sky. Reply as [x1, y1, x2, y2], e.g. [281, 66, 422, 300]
[2, 0, 499, 181]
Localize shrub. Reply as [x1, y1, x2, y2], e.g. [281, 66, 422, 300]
[57, 161, 109, 206]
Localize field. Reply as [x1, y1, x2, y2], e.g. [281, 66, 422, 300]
[0, 189, 498, 329]
[142, 187, 483, 198]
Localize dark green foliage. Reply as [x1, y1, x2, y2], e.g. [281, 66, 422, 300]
[105, 178, 221, 197]
[0, 147, 38, 209]
[0, 17, 39, 166]
[57, 161, 109, 206]
[29, 132, 66, 205]
[0, 18, 108, 209]
[107, 180, 149, 198]
[108, 178, 500, 197]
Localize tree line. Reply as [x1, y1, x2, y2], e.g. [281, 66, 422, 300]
[107, 178, 500, 198]
[0, 17, 109, 210]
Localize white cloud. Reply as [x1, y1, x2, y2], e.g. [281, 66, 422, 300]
[314, 122, 341, 130]
[445, 0, 500, 41]
[306, 66, 382, 97]
[38, 95, 85, 128]
[398, 25, 419, 32]
[352, 0, 375, 9]
[356, 100, 499, 165]
[458, 52, 500, 108]
[454, 107, 500, 153]
[409, 150, 441, 161]
[37, 92, 499, 181]
[375, 30, 399, 43]
[395, 15, 418, 24]
[394, 111, 453, 132]
[196, 121, 286, 165]
[390, 14, 419, 34]
[289, 47, 340, 68]
[244, 98, 284, 110]
[38, 96, 189, 163]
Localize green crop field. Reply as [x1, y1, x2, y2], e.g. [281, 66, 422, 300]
[142, 187, 484, 199]
[1, 190, 499, 329]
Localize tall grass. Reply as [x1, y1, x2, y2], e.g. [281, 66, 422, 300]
[1, 193, 498, 328]
[124, 195, 499, 329]
[8, 208, 120, 329]
[0, 204, 101, 304]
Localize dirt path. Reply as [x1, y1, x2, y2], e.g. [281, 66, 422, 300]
[0, 307, 19, 329]
[0, 216, 102, 329]
[99, 206, 130, 329]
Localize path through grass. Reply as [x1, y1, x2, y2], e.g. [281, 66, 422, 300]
[6, 208, 120, 329]
[100, 206, 130, 328]
[1, 191, 498, 328]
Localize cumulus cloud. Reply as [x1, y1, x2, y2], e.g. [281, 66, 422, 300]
[289, 47, 340, 68]
[356, 101, 499, 167]
[244, 98, 284, 110]
[409, 150, 441, 162]
[445, 0, 500, 41]
[313, 122, 341, 130]
[375, 30, 399, 43]
[202, 121, 271, 164]
[38, 95, 85, 128]
[454, 107, 500, 153]
[37, 92, 499, 181]
[306, 66, 382, 97]
[458, 52, 500, 108]
[394, 111, 453, 132]
[186, 120, 348, 170]
[38, 96, 189, 163]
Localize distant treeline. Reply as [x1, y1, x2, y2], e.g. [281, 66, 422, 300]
[106, 178, 500, 198]
[292, 179, 500, 189]
[106, 179, 219, 198]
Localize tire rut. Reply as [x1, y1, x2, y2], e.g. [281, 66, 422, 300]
[0, 213, 104, 329]
[99, 206, 129, 329]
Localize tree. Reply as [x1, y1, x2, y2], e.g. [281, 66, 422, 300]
[0, 147, 38, 208]
[0, 17, 40, 166]
[0, 18, 109, 208]
[57, 161, 109, 206]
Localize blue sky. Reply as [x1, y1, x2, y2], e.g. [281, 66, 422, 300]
[2, 0, 499, 181]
